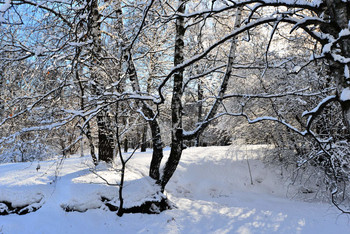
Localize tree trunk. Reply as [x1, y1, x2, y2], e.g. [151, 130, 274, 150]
[196, 80, 203, 147]
[160, 0, 186, 191]
[141, 124, 147, 152]
[85, 124, 98, 164]
[88, 0, 114, 163]
[160, 7, 242, 191]
[0, 67, 3, 119]
[75, 53, 98, 165]
[124, 138, 128, 153]
[148, 118, 164, 181]
[111, 0, 165, 181]
[125, 37, 165, 181]
[322, 0, 350, 135]
[184, 7, 242, 141]
[97, 114, 114, 163]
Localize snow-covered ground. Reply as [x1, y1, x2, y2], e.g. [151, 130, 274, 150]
[0, 145, 349, 233]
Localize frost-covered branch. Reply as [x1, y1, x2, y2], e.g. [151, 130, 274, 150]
[302, 95, 338, 131]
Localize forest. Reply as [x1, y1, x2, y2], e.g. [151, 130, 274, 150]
[1, 0, 350, 232]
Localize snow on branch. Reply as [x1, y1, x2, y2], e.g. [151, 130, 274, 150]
[0, 83, 68, 127]
[0, 114, 75, 146]
[340, 88, 350, 102]
[322, 28, 350, 63]
[302, 95, 337, 117]
[182, 65, 226, 91]
[290, 16, 328, 34]
[183, 111, 308, 138]
[261, 0, 322, 8]
[176, 0, 321, 19]
[20, 116, 75, 133]
[302, 95, 337, 131]
[223, 88, 334, 99]
[241, 114, 308, 136]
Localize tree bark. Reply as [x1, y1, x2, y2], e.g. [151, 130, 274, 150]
[148, 117, 164, 181]
[88, 0, 114, 163]
[160, 0, 186, 191]
[124, 32, 165, 182]
[196, 80, 203, 147]
[123, 138, 128, 153]
[184, 7, 242, 141]
[74, 47, 98, 165]
[141, 124, 147, 152]
[96, 115, 114, 163]
[322, 0, 350, 134]
[0, 66, 3, 119]
[160, 6, 242, 191]
[129, 57, 164, 180]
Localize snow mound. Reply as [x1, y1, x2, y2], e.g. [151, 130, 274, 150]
[123, 176, 164, 209]
[0, 189, 44, 215]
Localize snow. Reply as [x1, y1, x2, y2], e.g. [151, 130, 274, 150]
[339, 28, 350, 38]
[340, 88, 350, 102]
[68, 42, 89, 47]
[321, 29, 350, 64]
[345, 65, 350, 79]
[1, 146, 350, 233]
[0, 0, 11, 12]
[322, 42, 332, 55]
[34, 46, 45, 56]
[0, 0, 10, 23]
[292, 65, 301, 73]
[263, 0, 322, 7]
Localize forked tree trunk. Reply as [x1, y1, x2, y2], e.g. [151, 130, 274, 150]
[185, 7, 242, 140]
[124, 34, 165, 182]
[161, 6, 242, 191]
[110, 0, 165, 181]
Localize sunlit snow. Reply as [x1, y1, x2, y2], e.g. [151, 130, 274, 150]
[0, 146, 349, 233]
[340, 87, 350, 102]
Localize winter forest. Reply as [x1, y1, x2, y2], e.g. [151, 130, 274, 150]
[1, 0, 350, 233]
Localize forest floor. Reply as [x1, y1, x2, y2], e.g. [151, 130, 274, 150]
[0, 145, 349, 233]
